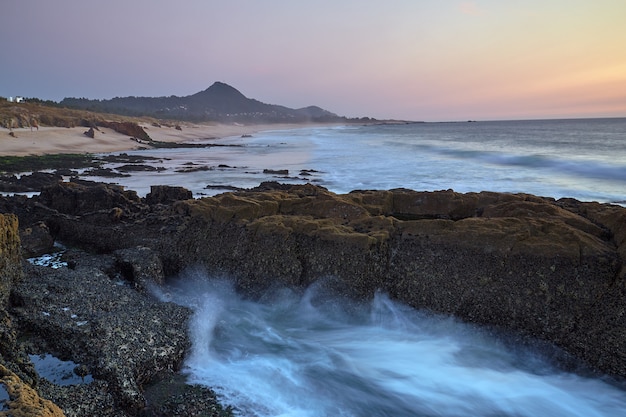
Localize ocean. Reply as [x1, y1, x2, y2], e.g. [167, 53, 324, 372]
[94, 117, 626, 205]
[113, 118, 626, 416]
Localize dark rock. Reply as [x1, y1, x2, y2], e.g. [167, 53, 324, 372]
[11, 251, 192, 412]
[37, 180, 142, 216]
[83, 167, 131, 178]
[97, 153, 166, 164]
[83, 127, 95, 138]
[167, 186, 626, 378]
[114, 246, 165, 291]
[175, 165, 212, 173]
[205, 184, 244, 191]
[0, 215, 50, 416]
[142, 373, 233, 417]
[19, 221, 54, 258]
[145, 185, 193, 205]
[97, 121, 151, 141]
[3, 181, 626, 383]
[249, 181, 295, 192]
[36, 378, 121, 417]
[0, 174, 22, 192]
[24, 172, 64, 191]
[73, 364, 89, 380]
[53, 168, 78, 177]
[0, 172, 62, 193]
[116, 164, 165, 172]
[263, 169, 289, 175]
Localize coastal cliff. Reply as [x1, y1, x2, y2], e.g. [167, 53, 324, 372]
[2, 181, 625, 414]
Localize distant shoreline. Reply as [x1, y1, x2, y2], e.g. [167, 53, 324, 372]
[0, 122, 341, 157]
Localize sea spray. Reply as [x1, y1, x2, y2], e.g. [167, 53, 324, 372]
[156, 272, 626, 417]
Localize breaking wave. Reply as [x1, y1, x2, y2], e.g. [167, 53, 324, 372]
[155, 272, 626, 417]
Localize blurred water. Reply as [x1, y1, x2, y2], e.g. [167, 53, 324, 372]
[307, 119, 626, 203]
[154, 272, 626, 417]
[93, 118, 626, 204]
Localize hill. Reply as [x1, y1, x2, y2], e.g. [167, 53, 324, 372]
[0, 97, 166, 130]
[59, 82, 350, 123]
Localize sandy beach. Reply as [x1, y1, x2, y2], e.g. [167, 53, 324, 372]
[0, 123, 308, 157]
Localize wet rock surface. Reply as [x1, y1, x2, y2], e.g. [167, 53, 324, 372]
[0, 209, 230, 415]
[10, 251, 228, 416]
[1, 180, 625, 414]
[0, 172, 63, 193]
[13, 254, 187, 409]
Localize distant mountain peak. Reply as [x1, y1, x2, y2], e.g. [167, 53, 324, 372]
[60, 81, 349, 123]
[199, 81, 247, 98]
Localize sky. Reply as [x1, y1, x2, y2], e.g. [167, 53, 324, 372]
[1, 0, 625, 121]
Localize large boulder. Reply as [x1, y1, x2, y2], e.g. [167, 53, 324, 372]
[97, 121, 151, 141]
[37, 181, 143, 216]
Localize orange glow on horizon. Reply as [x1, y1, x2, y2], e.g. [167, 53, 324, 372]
[1, 1, 624, 121]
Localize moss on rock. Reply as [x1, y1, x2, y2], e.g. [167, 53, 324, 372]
[0, 365, 64, 417]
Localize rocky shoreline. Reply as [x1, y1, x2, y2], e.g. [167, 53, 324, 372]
[0, 179, 625, 415]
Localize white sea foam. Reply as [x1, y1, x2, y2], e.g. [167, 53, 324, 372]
[161, 273, 626, 417]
